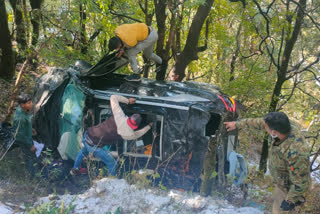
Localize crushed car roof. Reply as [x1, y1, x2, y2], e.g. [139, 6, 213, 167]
[72, 53, 236, 113]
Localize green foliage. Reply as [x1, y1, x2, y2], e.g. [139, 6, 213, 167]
[106, 207, 121, 214]
[125, 169, 154, 189]
[0, 152, 25, 179]
[28, 199, 76, 214]
[303, 184, 320, 213]
[210, 170, 218, 179]
[184, 0, 208, 9]
[158, 181, 167, 191]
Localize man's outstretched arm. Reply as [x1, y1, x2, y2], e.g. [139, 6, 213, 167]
[110, 95, 136, 124]
[110, 95, 131, 120]
[224, 118, 265, 132]
[132, 122, 152, 139]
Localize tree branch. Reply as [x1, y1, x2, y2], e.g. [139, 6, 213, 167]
[311, 147, 320, 172]
[249, 0, 279, 68]
[138, 0, 147, 14]
[42, 13, 75, 35]
[5, 32, 58, 121]
[286, 51, 320, 80]
[306, 69, 320, 84]
[186, 73, 206, 81]
[109, 9, 142, 23]
[296, 87, 320, 103]
[197, 18, 210, 52]
[276, 75, 299, 111]
[290, 0, 320, 32]
[107, 1, 142, 23]
[252, 0, 276, 54]
[89, 29, 102, 43]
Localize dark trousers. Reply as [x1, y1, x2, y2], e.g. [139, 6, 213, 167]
[10, 141, 39, 177]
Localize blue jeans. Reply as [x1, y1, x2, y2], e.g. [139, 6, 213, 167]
[73, 132, 116, 176]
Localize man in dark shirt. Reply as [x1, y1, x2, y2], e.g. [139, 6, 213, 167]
[12, 94, 38, 177]
[71, 95, 152, 176]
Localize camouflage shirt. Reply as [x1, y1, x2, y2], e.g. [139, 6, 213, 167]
[236, 118, 310, 203]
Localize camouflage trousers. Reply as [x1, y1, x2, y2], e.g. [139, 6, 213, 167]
[272, 185, 302, 214]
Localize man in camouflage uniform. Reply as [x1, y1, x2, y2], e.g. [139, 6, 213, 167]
[224, 112, 310, 213]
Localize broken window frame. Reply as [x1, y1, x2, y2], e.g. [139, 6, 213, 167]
[122, 113, 164, 160]
[95, 102, 165, 160]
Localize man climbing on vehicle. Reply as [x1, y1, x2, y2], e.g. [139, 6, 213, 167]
[108, 22, 162, 82]
[71, 95, 153, 176]
[224, 112, 310, 214]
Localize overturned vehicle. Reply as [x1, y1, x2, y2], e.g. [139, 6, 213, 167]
[33, 53, 242, 191]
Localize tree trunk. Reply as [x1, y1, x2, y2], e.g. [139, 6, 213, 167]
[174, 3, 183, 56]
[0, 0, 15, 80]
[229, 21, 242, 82]
[259, 134, 269, 173]
[259, 0, 307, 172]
[154, 0, 168, 80]
[200, 135, 218, 196]
[141, 0, 154, 78]
[201, 110, 238, 196]
[79, 3, 88, 54]
[9, 0, 27, 55]
[30, 0, 43, 46]
[174, 0, 214, 82]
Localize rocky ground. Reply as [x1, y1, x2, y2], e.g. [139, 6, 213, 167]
[0, 176, 265, 214]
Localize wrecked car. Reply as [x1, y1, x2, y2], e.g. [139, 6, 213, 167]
[32, 53, 240, 190]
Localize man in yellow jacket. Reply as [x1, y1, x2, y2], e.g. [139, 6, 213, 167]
[108, 23, 162, 81]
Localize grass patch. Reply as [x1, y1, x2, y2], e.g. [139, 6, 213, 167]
[27, 198, 76, 214]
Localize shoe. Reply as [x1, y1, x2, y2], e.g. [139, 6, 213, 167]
[70, 168, 77, 176]
[78, 167, 88, 174]
[125, 74, 141, 81]
[70, 167, 88, 176]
